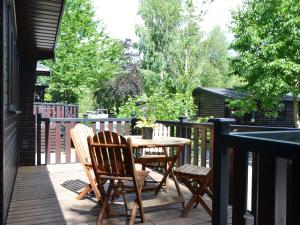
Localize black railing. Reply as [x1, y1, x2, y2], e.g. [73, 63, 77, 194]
[211, 118, 300, 225]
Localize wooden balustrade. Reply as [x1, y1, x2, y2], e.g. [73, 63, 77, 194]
[33, 102, 79, 118]
[156, 119, 214, 168]
[36, 114, 300, 225]
[36, 114, 132, 165]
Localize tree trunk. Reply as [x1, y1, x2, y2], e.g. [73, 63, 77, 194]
[184, 48, 188, 74]
[293, 95, 299, 128]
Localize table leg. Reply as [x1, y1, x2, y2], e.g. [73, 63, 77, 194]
[155, 145, 184, 195]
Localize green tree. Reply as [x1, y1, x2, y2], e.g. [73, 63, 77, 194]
[229, 0, 300, 127]
[118, 92, 195, 120]
[135, 0, 237, 119]
[45, 0, 122, 105]
[93, 39, 143, 114]
[46, 0, 100, 103]
[200, 26, 239, 88]
[136, 0, 182, 93]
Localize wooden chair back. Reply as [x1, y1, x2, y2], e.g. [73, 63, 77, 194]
[88, 131, 136, 180]
[70, 124, 101, 200]
[88, 131, 148, 224]
[70, 123, 94, 164]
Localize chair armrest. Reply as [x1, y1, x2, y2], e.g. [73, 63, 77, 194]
[84, 163, 93, 168]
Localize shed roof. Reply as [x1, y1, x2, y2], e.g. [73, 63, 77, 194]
[193, 87, 300, 102]
[15, 0, 64, 59]
[36, 63, 51, 76]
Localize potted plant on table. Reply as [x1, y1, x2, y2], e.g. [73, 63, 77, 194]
[135, 115, 156, 139]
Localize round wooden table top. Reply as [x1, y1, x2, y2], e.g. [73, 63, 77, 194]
[125, 135, 191, 148]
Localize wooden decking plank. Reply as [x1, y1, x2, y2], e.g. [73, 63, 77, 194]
[7, 205, 62, 216]
[7, 163, 253, 225]
[7, 212, 64, 224]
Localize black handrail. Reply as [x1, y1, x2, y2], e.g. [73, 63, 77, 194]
[210, 118, 300, 225]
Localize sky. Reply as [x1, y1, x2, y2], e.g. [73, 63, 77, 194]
[92, 0, 243, 41]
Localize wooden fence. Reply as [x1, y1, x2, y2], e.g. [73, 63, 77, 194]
[36, 114, 132, 165]
[34, 102, 79, 118]
[36, 114, 291, 167]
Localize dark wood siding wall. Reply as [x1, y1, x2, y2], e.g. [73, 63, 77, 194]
[1, 0, 63, 224]
[19, 59, 37, 166]
[1, 1, 19, 224]
[197, 91, 226, 118]
[193, 88, 296, 128]
[0, 1, 3, 224]
[254, 101, 295, 127]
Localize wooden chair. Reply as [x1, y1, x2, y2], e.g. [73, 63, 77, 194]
[88, 131, 149, 225]
[70, 124, 101, 200]
[174, 164, 213, 217]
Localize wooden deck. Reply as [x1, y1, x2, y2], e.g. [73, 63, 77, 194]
[6, 164, 214, 225]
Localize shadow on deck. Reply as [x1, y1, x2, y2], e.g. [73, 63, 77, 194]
[6, 164, 213, 225]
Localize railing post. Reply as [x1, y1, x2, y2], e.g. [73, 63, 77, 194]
[209, 118, 235, 225]
[45, 118, 50, 164]
[37, 113, 42, 165]
[131, 116, 137, 135]
[76, 105, 79, 118]
[83, 114, 88, 126]
[179, 116, 188, 165]
[64, 101, 68, 118]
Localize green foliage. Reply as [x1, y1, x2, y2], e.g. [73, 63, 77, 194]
[195, 116, 214, 123]
[200, 26, 240, 88]
[93, 40, 143, 113]
[136, 0, 182, 75]
[135, 115, 157, 128]
[135, 0, 236, 103]
[229, 0, 300, 123]
[118, 92, 195, 120]
[128, 0, 236, 121]
[44, 0, 100, 103]
[78, 88, 94, 114]
[44, 0, 123, 105]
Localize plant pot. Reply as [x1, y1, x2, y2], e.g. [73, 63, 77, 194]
[142, 127, 153, 139]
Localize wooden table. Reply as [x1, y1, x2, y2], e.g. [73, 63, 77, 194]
[126, 135, 191, 195]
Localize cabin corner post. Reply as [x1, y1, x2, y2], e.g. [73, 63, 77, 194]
[209, 118, 235, 225]
[36, 113, 42, 165]
[179, 116, 188, 164]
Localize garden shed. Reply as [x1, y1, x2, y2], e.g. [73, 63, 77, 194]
[193, 87, 299, 127]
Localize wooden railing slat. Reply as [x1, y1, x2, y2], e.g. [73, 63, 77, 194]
[55, 122, 61, 164]
[65, 122, 72, 163]
[117, 121, 122, 134]
[193, 128, 199, 166]
[201, 128, 207, 167]
[45, 120, 51, 164]
[125, 122, 130, 135]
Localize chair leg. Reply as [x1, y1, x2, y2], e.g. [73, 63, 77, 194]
[135, 184, 145, 223]
[85, 168, 101, 200]
[180, 180, 212, 217]
[170, 171, 185, 208]
[76, 184, 92, 200]
[97, 184, 113, 225]
[129, 202, 138, 225]
[181, 190, 199, 218]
